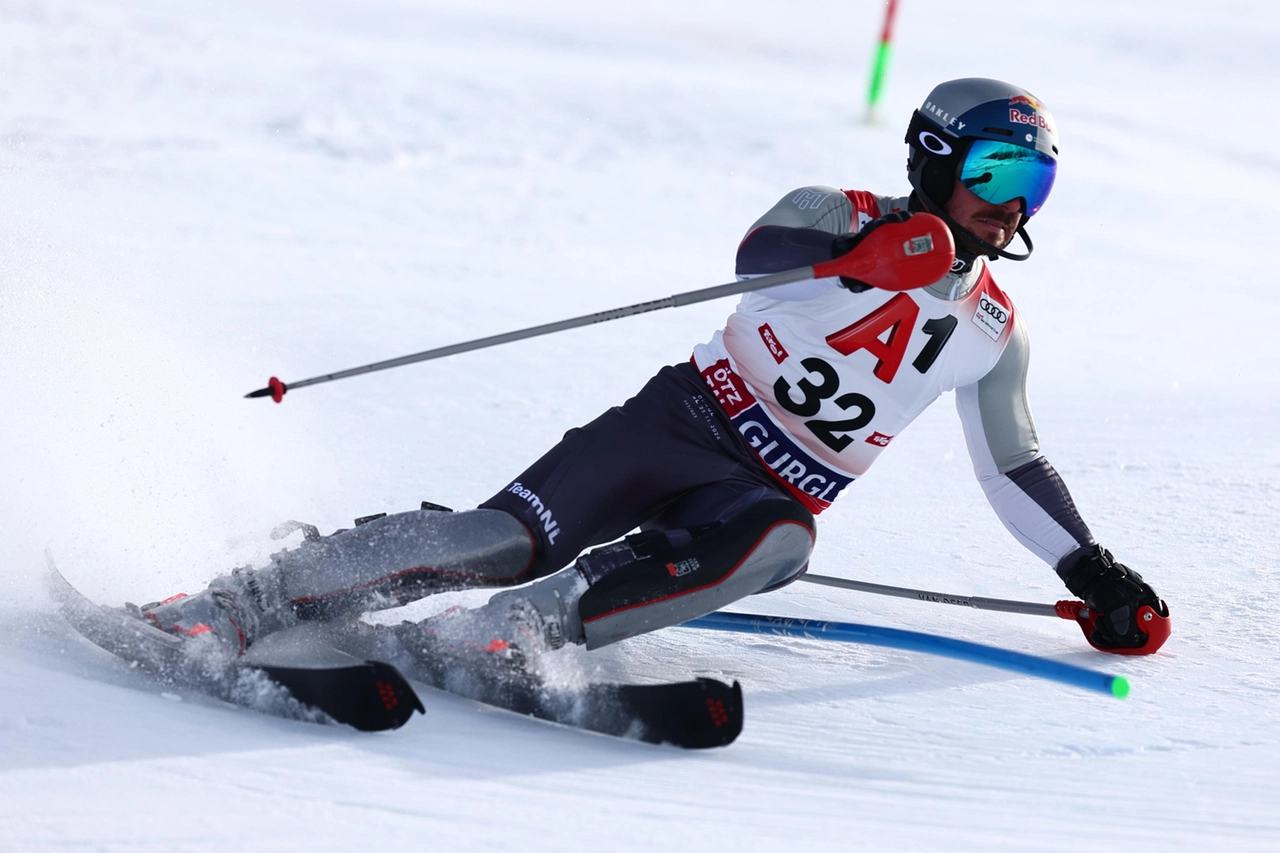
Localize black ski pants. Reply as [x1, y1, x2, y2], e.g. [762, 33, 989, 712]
[480, 362, 811, 589]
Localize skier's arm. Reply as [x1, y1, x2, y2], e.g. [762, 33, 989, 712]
[957, 316, 1171, 652]
[735, 186, 856, 301]
[955, 316, 1096, 567]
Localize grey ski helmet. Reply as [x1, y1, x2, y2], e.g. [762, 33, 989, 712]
[905, 78, 1059, 261]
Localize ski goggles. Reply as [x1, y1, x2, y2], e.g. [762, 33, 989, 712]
[958, 139, 1057, 216]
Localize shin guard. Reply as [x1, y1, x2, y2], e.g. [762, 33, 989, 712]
[576, 500, 814, 649]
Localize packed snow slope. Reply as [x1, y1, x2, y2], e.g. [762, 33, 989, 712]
[3, 0, 1280, 849]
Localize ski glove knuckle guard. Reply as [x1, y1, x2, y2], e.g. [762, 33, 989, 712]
[1059, 545, 1170, 652]
[831, 211, 914, 293]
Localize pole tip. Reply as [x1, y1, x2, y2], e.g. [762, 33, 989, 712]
[245, 377, 287, 403]
[1109, 676, 1131, 699]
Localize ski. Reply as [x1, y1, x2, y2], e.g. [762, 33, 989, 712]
[46, 553, 423, 732]
[47, 554, 738, 745]
[324, 620, 743, 749]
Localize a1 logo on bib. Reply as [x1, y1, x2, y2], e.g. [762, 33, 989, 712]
[972, 293, 1010, 341]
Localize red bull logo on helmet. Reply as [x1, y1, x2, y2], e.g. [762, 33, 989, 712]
[1008, 109, 1049, 131]
[1008, 94, 1053, 133]
[1009, 109, 1053, 131]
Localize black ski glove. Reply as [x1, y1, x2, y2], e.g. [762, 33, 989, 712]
[1058, 546, 1170, 652]
[830, 210, 913, 292]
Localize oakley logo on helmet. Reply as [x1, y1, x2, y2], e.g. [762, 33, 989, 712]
[918, 131, 952, 156]
[922, 102, 965, 130]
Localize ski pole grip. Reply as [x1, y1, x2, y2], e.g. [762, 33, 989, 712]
[811, 212, 955, 291]
[1054, 600, 1089, 620]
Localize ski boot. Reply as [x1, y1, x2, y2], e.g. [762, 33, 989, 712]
[403, 566, 588, 672]
[131, 566, 296, 658]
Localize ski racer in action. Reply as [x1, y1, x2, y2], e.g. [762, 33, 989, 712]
[139, 78, 1171, 670]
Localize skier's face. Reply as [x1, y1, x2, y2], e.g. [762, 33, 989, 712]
[944, 180, 1022, 249]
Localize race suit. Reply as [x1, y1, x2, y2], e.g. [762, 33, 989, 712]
[486, 186, 1096, 577]
[235, 185, 1102, 650]
[690, 186, 1095, 567]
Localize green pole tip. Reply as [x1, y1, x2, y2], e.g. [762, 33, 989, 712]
[1109, 676, 1130, 699]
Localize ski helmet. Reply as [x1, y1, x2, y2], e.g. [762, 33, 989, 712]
[905, 78, 1059, 261]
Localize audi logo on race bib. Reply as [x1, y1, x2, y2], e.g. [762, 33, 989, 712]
[979, 297, 1007, 324]
[971, 292, 1011, 341]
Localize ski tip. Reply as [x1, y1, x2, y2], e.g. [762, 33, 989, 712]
[43, 548, 75, 606]
[1108, 676, 1130, 700]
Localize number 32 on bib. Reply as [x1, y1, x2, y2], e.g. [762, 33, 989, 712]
[771, 288, 1009, 456]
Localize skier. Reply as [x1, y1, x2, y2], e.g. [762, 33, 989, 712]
[138, 78, 1170, 666]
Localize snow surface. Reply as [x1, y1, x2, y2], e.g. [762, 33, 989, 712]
[3, 0, 1280, 849]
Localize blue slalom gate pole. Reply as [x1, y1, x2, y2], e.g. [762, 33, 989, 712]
[681, 611, 1129, 699]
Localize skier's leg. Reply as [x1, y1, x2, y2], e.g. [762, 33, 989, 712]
[270, 508, 536, 619]
[639, 481, 814, 593]
[142, 362, 758, 655]
[577, 496, 815, 648]
[477, 364, 762, 573]
[427, 493, 814, 659]
[137, 508, 535, 652]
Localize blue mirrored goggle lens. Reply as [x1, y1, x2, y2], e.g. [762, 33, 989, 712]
[958, 139, 1057, 216]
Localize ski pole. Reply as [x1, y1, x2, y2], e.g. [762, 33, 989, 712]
[246, 213, 955, 402]
[681, 611, 1129, 698]
[799, 573, 1088, 620]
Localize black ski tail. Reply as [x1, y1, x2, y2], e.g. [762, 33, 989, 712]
[576, 677, 743, 748]
[256, 661, 424, 732]
[324, 621, 744, 748]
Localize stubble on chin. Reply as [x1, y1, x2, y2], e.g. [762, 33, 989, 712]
[960, 215, 1019, 252]
[956, 230, 1002, 255]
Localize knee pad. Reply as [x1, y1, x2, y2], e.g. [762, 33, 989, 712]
[576, 500, 814, 649]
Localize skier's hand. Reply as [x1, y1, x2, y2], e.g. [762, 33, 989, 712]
[830, 211, 914, 292]
[1059, 546, 1170, 654]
